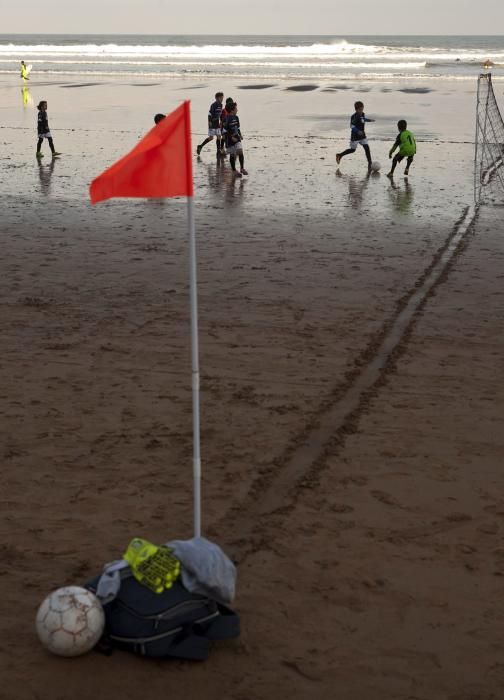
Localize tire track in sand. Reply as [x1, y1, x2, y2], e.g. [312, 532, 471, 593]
[210, 205, 478, 557]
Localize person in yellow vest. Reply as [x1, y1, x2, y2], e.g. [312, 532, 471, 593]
[20, 60, 30, 81]
[387, 120, 416, 178]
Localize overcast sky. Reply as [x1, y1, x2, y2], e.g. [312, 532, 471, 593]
[2, 0, 504, 36]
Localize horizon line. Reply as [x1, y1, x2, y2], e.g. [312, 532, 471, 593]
[1, 32, 504, 37]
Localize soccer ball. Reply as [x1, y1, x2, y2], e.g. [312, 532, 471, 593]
[370, 161, 381, 172]
[35, 586, 105, 657]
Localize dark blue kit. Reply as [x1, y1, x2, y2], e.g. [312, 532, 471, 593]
[86, 571, 240, 660]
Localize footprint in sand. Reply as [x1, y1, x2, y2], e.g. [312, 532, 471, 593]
[370, 490, 402, 507]
[340, 475, 368, 487]
[329, 503, 354, 514]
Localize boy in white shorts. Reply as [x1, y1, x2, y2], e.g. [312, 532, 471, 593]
[222, 102, 248, 177]
[336, 100, 375, 170]
[196, 92, 224, 158]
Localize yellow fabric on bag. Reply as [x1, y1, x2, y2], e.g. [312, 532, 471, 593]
[123, 538, 181, 594]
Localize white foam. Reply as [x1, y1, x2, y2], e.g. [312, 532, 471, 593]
[2, 38, 503, 81]
[2, 40, 503, 63]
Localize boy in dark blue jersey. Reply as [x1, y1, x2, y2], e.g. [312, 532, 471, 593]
[222, 102, 248, 177]
[336, 101, 375, 169]
[219, 97, 234, 156]
[196, 92, 224, 157]
[36, 100, 61, 159]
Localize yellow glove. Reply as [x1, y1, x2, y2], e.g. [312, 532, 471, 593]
[124, 538, 181, 594]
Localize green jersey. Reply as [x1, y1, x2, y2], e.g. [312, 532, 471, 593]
[392, 129, 416, 157]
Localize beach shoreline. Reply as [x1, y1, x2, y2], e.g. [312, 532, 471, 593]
[1, 65, 504, 698]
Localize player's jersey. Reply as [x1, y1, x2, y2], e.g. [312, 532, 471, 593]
[37, 111, 50, 135]
[223, 114, 242, 147]
[208, 101, 223, 129]
[350, 112, 371, 141]
[220, 107, 229, 127]
[397, 129, 416, 156]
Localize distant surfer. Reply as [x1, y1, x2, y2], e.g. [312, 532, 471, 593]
[20, 60, 30, 81]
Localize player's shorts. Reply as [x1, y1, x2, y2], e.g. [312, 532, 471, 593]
[38, 132, 52, 139]
[395, 153, 415, 162]
[350, 137, 368, 150]
[226, 142, 243, 155]
[208, 127, 221, 137]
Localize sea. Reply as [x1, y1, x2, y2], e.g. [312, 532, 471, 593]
[1, 34, 503, 82]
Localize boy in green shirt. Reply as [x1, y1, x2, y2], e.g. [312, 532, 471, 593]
[387, 120, 416, 177]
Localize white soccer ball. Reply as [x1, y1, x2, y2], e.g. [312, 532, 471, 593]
[35, 586, 105, 657]
[370, 161, 381, 172]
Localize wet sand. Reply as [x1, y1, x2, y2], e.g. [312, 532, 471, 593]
[1, 75, 504, 699]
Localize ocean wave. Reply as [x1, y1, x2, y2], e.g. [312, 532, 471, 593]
[0, 58, 429, 69]
[2, 35, 502, 82]
[0, 40, 383, 57]
[2, 40, 503, 62]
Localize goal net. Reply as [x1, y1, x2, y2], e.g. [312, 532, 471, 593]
[475, 73, 504, 204]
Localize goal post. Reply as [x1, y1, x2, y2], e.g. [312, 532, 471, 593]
[475, 73, 504, 203]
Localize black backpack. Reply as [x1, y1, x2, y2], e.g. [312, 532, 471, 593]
[86, 570, 240, 661]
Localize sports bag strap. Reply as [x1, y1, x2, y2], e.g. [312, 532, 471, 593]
[198, 604, 240, 641]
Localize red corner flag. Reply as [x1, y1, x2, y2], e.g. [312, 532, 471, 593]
[90, 101, 193, 204]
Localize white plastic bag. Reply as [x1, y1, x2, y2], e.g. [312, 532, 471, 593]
[166, 537, 236, 605]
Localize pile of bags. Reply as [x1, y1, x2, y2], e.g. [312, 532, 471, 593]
[86, 536, 240, 660]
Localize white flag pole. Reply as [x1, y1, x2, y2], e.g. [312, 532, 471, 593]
[187, 195, 201, 538]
